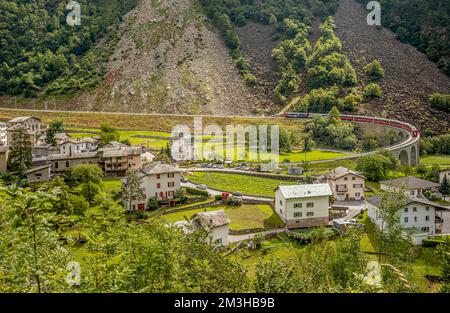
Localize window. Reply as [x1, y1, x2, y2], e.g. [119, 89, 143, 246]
[421, 227, 430, 232]
[353, 184, 363, 188]
[168, 182, 175, 187]
[280, 209, 283, 215]
[279, 200, 283, 206]
[344, 177, 348, 181]
[157, 174, 160, 179]
[306, 202, 314, 208]
[294, 203, 302, 209]
[413, 207, 417, 212]
[404, 208, 408, 213]
[355, 192, 361, 198]
[294, 212, 302, 218]
[410, 191, 415, 196]
[55, 162, 58, 169]
[307, 212, 314, 217]
[425, 216, 430, 221]
[352, 176, 356, 180]
[168, 173, 175, 178]
[65, 161, 69, 168]
[414, 216, 417, 222]
[404, 217, 408, 223]
[425, 206, 430, 211]
[157, 183, 160, 189]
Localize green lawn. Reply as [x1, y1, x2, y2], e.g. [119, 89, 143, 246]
[160, 204, 284, 231]
[101, 178, 121, 193]
[279, 150, 350, 163]
[188, 172, 297, 197]
[420, 155, 450, 166]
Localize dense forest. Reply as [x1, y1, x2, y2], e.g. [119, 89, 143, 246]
[0, 0, 138, 97]
[357, 0, 450, 76]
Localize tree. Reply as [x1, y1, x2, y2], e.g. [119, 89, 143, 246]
[122, 170, 146, 216]
[373, 189, 415, 292]
[364, 83, 382, 99]
[0, 185, 71, 292]
[99, 124, 120, 147]
[72, 164, 104, 203]
[279, 129, 292, 153]
[356, 153, 393, 181]
[439, 175, 450, 197]
[7, 125, 32, 177]
[364, 60, 385, 81]
[45, 119, 64, 145]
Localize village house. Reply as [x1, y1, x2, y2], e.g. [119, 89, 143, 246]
[48, 151, 100, 173]
[0, 123, 8, 146]
[173, 210, 230, 247]
[7, 117, 46, 147]
[327, 167, 366, 201]
[275, 184, 332, 229]
[380, 176, 440, 198]
[100, 145, 143, 177]
[123, 162, 182, 211]
[37, 132, 71, 147]
[367, 195, 450, 245]
[59, 137, 99, 155]
[192, 210, 230, 246]
[440, 169, 450, 184]
[0, 146, 8, 173]
[26, 164, 52, 184]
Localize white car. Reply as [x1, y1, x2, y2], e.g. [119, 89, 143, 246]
[196, 184, 208, 190]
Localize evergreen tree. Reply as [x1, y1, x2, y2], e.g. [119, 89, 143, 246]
[439, 175, 450, 197]
[7, 125, 32, 177]
[45, 119, 64, 145]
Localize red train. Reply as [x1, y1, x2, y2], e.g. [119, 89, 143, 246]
[284, 112, 419, 138]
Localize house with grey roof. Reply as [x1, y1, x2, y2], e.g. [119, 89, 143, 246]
[192, 210, 230, 246]
[26, 164, 51, 184]
[380, 176, 440, 198]
[275, 184, 332, 229]
[367, 195, 450, 245]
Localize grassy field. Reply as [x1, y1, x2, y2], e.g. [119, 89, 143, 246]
[0, 109, 305, 133]
[188, 172, 297, 197]
[160, 204, 284, 231]
[279, 150, 350, 163]
[420, 155, 450, 167]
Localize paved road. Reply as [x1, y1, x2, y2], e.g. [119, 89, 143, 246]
[228, 228, 286, 243]
[180, 181, 273, 202]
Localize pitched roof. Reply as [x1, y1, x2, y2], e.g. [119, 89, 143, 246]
[48, 151, 99, 160]
[192, 210, 230, 229]
[328, 166, 366, 180]
[379, 176, 439, 190]
[140, 162, 181, 175]
[26, 164, 51, 174]
[278, 183, 332, 199]
[8, 116, 40, 123]
[101, 146, 142, 158]
[101, 141, 129, 149]
[367, 195, 450, 210]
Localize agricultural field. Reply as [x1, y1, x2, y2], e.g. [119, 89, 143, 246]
[159, 204, 284, 231]
[420, 155, 450, 167]
[187, 172, 297, 197]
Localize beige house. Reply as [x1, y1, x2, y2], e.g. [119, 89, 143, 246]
[59, 137, 99, 155]
[275, 184, 332, 229]
[380, 176, 439, 198]
[7, 117, 45, 147]
[123, 162, 182, 210]
[0, 123, 8, 146]
[0, 146, 8, 173]
[327, 167, 366, 201]
[26, 164, 51, 183]
[191, 210, 230, 246]
[100, 146, 143, 177]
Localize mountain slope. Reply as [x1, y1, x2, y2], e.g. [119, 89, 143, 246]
[66, 0, 278, 115]
[334, 0, 450, 134]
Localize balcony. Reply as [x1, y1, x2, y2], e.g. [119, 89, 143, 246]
[336, 186, 348, 192]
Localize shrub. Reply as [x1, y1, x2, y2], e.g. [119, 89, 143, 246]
[244, 73, 257, 86]
[364, 83, 382, 99]
[422, 239, 445, 248]
[185, 187, 209, 197]
[215, 195, 223, 201]
[364, 60, 385, 81]
[429, 93, 450, 112]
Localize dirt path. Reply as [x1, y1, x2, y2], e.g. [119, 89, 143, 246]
[334, 0, 450, 134]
